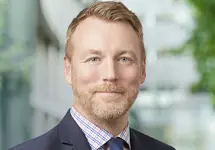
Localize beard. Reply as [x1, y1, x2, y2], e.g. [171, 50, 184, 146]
[72, 82, 139, 120]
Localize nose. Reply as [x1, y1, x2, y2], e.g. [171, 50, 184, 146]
[102, 58, 118, 82]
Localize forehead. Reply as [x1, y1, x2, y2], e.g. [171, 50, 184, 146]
[71, 17, 141, 55]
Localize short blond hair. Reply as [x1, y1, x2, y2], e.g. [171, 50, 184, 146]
[65, 1, 145, 60]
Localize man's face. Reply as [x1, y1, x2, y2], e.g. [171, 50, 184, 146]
[64, 17, 146, 120]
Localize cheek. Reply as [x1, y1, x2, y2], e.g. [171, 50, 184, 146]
[119, 68, 140, 85]
[74, 66, 99, 86]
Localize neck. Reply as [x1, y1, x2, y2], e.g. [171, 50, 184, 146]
[73, 104, 129, 136]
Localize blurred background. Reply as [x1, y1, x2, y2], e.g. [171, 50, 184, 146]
[0, 0, 215, 149]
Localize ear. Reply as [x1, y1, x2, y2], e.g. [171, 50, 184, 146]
[64, 56, 72, 86]
[140, 57, 146, 84]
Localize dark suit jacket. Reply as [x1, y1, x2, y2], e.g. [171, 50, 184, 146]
[9, 109, 176, 150]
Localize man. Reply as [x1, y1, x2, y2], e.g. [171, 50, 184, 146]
[10, 1, 176, 150]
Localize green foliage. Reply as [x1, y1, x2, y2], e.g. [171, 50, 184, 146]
[0, 43, 33, 72]
[0, 0, 7, 46]
[186, 0, 215, 109]
[0, 0, 33, 89]
[0, 42, 34, 92]
[167, 0, 215, 108]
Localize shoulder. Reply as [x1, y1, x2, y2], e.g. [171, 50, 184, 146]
[9, 126, 59, 150]
[130, 128, 176, 150]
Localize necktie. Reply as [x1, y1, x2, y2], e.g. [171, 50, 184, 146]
[107, 137, 124, 150]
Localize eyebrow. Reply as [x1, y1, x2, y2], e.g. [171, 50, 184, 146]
[80, 49, 102, 60]
[85, 49, 137, 59]
[87, 49, 102, 55]
[115, 50, 137, 58]
[114, 49, 138, 61]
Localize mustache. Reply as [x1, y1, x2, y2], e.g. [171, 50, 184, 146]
[89, 83, 125, 93]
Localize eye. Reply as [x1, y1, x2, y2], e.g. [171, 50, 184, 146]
[120, 57, 129, 62]
[87, 57, 101, 63]
[119, 57, 133, 64]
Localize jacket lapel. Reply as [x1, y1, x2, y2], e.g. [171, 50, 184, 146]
[57, 109, 91, 150]
[130, 128, 149, 150]
[57, 109, 152, 150]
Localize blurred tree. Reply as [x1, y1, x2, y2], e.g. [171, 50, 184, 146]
[183, 0, 215, 109]
[0, 0, 37, 149]
[165, 0, 215, 109]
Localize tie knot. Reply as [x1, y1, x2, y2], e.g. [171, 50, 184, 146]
[107, 137, 124, 150]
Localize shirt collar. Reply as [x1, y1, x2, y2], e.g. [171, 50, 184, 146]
[70, 107, 130, 150]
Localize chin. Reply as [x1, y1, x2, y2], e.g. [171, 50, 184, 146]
[91, 100, 131, 120]
[94, 110, 126, 120]
[95, 93, 124, 102]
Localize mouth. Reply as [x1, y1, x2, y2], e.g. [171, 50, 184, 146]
[95, 92, 123, 96]
[97, 91, 122, 93]
[95, 90, 123, 93]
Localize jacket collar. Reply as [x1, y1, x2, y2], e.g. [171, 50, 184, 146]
[58, 109, 91, 150]
[130, 128, 151, 150]
[57, 109, 148, 150]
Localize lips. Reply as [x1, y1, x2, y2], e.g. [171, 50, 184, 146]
[96, 91, 122, 93]
[95, 91, 123, 96]
[90, 84, 125, 94]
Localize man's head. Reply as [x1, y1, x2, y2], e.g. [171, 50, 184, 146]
[64, 1, 146, 121]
